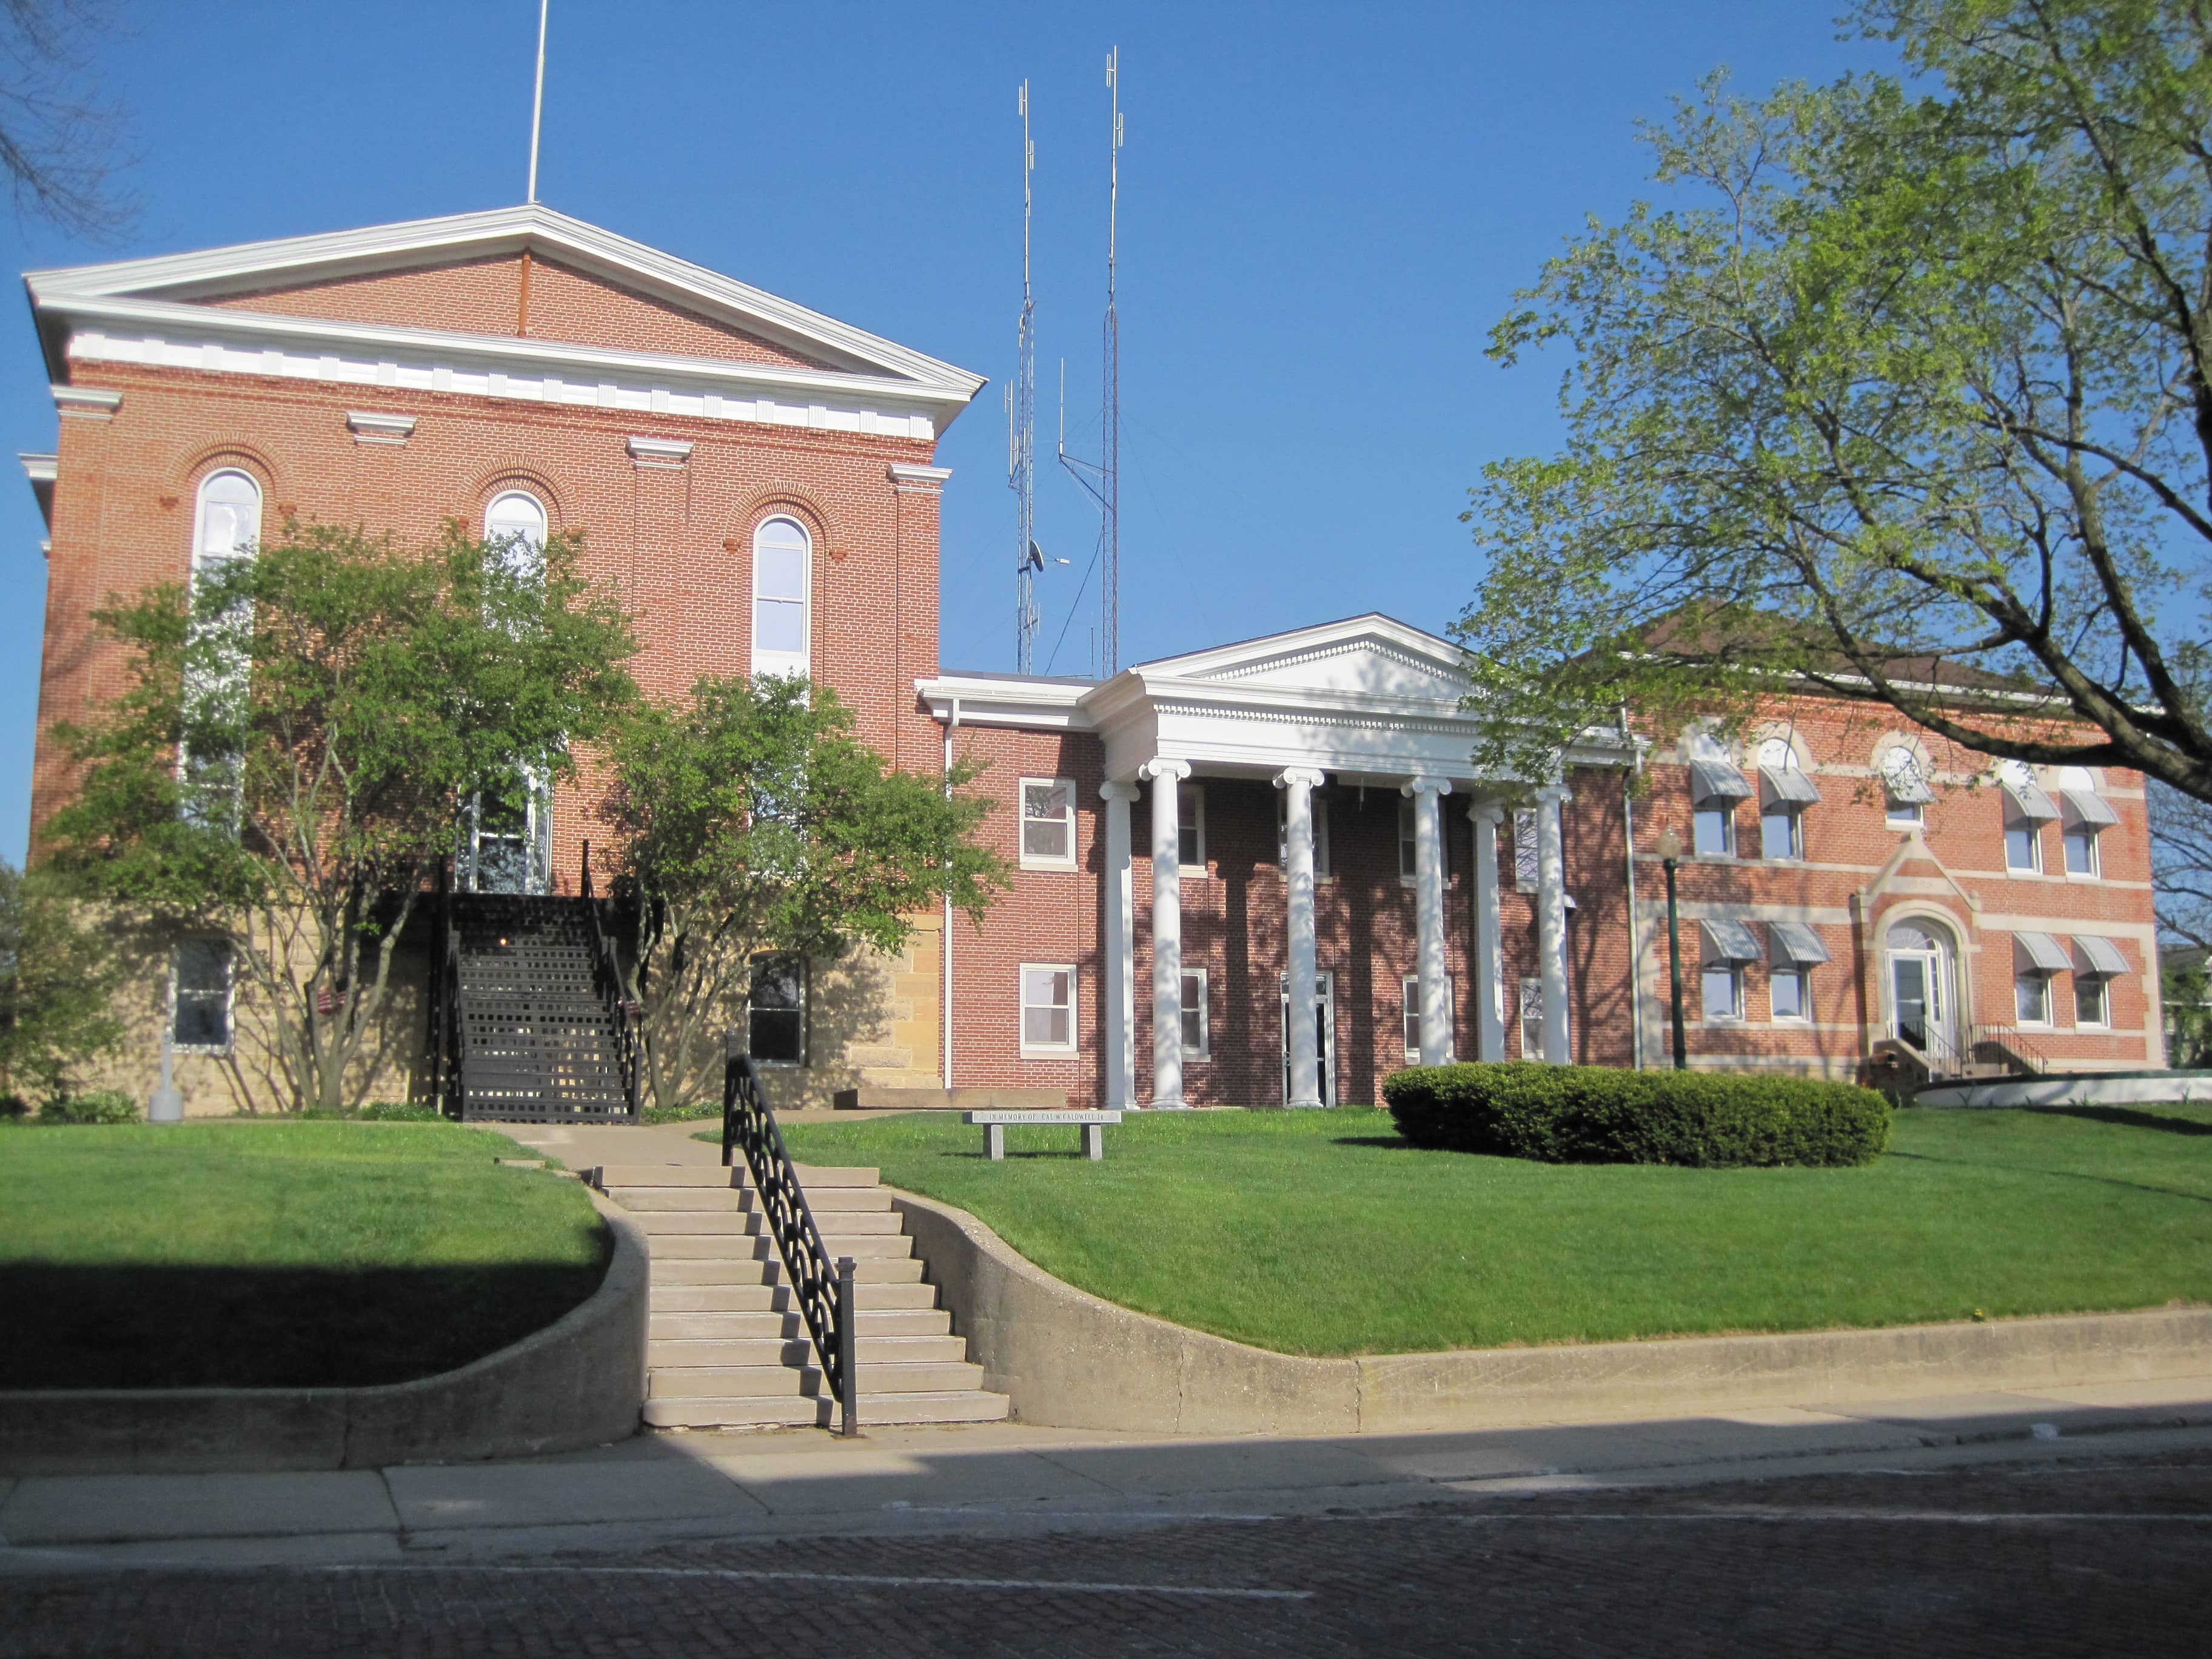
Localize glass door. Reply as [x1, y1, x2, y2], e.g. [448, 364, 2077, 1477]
[463, 766, 551, 894]
[1891, 952, 1943, 1053]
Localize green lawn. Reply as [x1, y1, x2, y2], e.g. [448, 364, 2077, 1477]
[763, 1104, 2212, 1356]
[0, 1121, 609, 1389]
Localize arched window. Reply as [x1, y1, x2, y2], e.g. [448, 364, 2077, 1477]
[751, 515, 811, 678]
[484, 490, 548, 581]
[1756, 737, 1818, 860]
[1880, 744, 1933, 825]
[2054, 764, 2116, 877]
[193, 469, 261, 581]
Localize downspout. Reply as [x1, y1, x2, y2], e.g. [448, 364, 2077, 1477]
[1620, 705, 1646, 1072]
[942, 695, 960, 1091]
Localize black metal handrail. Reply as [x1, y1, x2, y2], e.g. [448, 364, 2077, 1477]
[580, 841, 643, 1122]
[722, 1034, 859, 1437]
[439, 906, 462, 1116]
[1971, 1022, 2053, 1077]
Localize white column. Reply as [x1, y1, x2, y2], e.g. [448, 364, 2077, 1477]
[1099, 780, 1140, 1110]
[1536, 783, 1571, 1063]
[1276, 766, 1326, 1107]
[1403, 777, 1453, 1065]
[1470, 802, 1507, 1061]
[1142, 758, 1192, 1110]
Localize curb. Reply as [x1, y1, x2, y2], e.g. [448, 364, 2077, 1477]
[0, 1193, 649, 1476]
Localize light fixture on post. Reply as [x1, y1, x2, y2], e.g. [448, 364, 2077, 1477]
[1656, 825, 1689, 1071]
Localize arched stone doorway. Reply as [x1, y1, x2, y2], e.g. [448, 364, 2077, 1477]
[1885, 916, 1961, 1062]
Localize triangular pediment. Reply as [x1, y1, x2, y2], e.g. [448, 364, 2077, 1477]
[25, 204, 984, 407]
[1137, 614, 1472, 705]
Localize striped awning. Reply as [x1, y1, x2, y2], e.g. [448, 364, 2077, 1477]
[2014, 931, 2071, 973]
[2003, 780, 2060, 822]
[1689, 757, 1755, 804]
[1700, 919, 1763, 964]
[2074, 934, 2131, 976]
[1760, 764, 1823, 805]
[1766, 919, 1831, 966]
[2060, 788, 2120, 828]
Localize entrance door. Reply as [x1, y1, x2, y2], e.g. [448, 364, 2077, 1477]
[1280, 971, 1336, 1106]
[1887, 922, 1950, 1057]
[463, 766, 552, 895]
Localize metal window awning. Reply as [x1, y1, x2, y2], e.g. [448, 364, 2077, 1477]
[1759, 764, 1823, 806]
[1882, 760, 1936, 805]
[1688, 757, 1755, 803]
[1766, 919, 1831, 966]
[1699, 918, 1763, 964]
[2074, 934, 2131, 976]
[2003, 780, 2059, 822]
[2014, 931, 2071, 973]
[2060, 788, 2120, 828]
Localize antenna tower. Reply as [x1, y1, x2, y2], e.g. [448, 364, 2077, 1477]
[1058, 48, 1124, 677]
[1011, 82, 1041, 672]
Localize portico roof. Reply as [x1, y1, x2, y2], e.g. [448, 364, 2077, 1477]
[918, 612, 1632, 786]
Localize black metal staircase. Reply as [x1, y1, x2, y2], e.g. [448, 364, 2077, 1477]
[441, 889, 640, 1123]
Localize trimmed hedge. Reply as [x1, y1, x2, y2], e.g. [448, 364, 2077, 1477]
[1381, 1062, 1890, 1168]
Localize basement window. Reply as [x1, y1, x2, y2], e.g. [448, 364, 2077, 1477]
[171, 938, 235, 1054]
[748, 954, 807, 1065]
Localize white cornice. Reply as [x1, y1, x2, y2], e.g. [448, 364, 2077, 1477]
[626, 435, 692, 468]
[24, 203, 987, 401]
[346, 409, 416, 444]
[51, 384, 119, 418]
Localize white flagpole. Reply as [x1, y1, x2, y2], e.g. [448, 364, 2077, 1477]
[526, 0, 549, 204]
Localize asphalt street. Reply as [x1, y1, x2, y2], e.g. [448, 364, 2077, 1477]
[6, 1444, 2208, 1656]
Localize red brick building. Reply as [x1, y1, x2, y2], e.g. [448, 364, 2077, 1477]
[16, 208, 2164, 1111]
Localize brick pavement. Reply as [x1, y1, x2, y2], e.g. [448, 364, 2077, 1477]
[5, 1446, 2208, 1656]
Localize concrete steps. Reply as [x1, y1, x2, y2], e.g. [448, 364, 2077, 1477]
[600, 1158, 1009, 1430]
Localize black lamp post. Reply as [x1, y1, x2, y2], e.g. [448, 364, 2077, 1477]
[1657, 825, 1688, 1070]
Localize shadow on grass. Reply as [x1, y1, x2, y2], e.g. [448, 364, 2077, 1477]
[1885, 1150, 2212, 1208]
[2040, 1105, 2212, 1137]
[1330, 1135, 1415, 1150]
[0, 1256, 609, 1391]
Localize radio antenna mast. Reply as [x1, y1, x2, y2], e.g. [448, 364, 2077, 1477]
[1058, 48, 1124, 677]
[525, 0, 550, 204]
[1011, 81, 1041, 672]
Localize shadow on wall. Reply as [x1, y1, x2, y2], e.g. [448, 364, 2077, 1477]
[0, 1259, 610, 1390]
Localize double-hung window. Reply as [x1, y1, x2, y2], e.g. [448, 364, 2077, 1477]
[1019, 777, 1076, 869]
[171, 938, 235, 1053]
[1686, 739, 1752, 857]
[1020, 964, 1077, 1055]
[2013, 932, 2068, 1027]
[1883, 747, 1934, 825]
[748, 954, 806, 1064]
[1756, 739, 1817, 861]
[2073, 935, 2128, 1028]
[1699, 919, 1761, 1023]
[182, 470, 262, 826]
[1395, 798, 1447, 883]
[2056, 768, 2116, 877]
[1766, 920, 1828, 1022]
[1403, 973, 1455, 1062]
[1180, 968, 1209, 1059]
[1513, 809, 1539, 891]
[1177, 785, 1205, 873]
[1999, 762, 2056, 872]
[751, 516, 811, 679]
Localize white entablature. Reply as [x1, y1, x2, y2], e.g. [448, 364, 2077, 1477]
[917, 612, 1632, 785]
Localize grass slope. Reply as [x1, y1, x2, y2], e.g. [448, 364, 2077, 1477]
[768, 1104, 2212, 1356]
[0, 1121, 609, 1389]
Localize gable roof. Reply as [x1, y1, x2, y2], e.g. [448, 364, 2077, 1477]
[24, 204, 986, 434]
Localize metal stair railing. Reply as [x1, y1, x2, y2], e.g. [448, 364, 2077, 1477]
[1970, 1022, 2053, 1077]
[721, 1033, 858, 1437]
[579, 841, 643, 1123]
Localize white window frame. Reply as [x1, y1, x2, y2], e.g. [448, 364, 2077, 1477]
[1018, 776, 1078, 870]
[1701, 962, 1744, 1022]
[169, 937, 236, 1056]
[1402, 973, 1458, 1062]
[2014, 970, 2053, 1027]
[483, 488, 548, 581]
[746, 952, 808, 1066]
[2076, 973, 2111, 1028]
[1181, 967, 1210, 1060]
[1759, 803, 1802, 862]
[750, 514, 813, 680]
[1396, 796, 1452, 888]
[1517, 976, 1544, 1056]
[2005, 816, 2043, 873]
[1178, 783, 1206, 875]
[1882, 748, 1929, 825]
[2062, 822, 2101, 878]
[1692, 803, 1736, 858]
[1771, 968, 1811, 1022]
[1019, 962, 1078, 1056]
[192, 468, 262, 583]
[1513, 809, 1539, 891]
[1276, 790, 1332, 879]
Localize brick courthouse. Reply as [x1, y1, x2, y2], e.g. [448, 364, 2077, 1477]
[18, 207, 2165, 1113]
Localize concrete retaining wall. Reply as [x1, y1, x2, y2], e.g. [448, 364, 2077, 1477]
[891, 1190, 2212, 1434]
[1916, 1071, 2212, 1109]
[0, 1193, 649, 1475]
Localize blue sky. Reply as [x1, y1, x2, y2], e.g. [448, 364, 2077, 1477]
[0, 2, 1890, 864]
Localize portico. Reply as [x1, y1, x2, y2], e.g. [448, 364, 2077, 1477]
[920, 615, 1629, 1107]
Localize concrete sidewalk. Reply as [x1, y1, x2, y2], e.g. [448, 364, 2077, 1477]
[7, 1374, 2212, 1572]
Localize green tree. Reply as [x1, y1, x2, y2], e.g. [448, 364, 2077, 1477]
[0, 858, 124, 1106]
[597, 674, 1006, 1110]
[1457, 2, 2212, 799]
[44, 520, 638, 1114]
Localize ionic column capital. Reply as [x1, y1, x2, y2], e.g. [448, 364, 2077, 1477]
[1400, 776, 1455, 799]
[1099, 779, 1141, 803]
[1140, 757, 1192, 783]
[1469, 800, 1506, 825]
[1274, 766, 1327, 791]
[1535, 783, 1572, 806]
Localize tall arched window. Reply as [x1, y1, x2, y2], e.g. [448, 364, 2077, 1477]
[193, 469, 261, 582]
[484, 490, 548, 582]
[751, 515, 811, 678]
